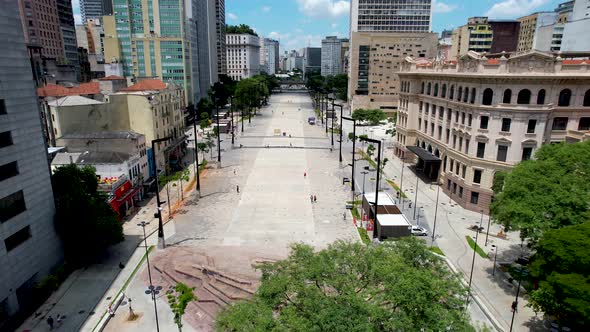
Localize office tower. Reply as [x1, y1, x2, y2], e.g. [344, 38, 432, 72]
[17, 0, 65, 59]
[303, 47, 321, 76]
[350, 0, 432, 33]
[80, 0, 113, 22]
[0, 1, 63, 322]
[215, 0, 227, 75]
[56, 0, 79, 69]
[321, 36, 344, 77]
[226, 33, 260, 80]
[561, 0, 590, 51]
[260, 38, 279, 75]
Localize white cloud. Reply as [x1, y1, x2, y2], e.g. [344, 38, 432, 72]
[294, 28, 304, 33]
[331, 23, 339, 28]
[432, 0, 457, 14]
[228, 12, 238, 20]
[261, 6, 271, 12]
[485, 0, 550, 18]
[283, 34, 323, 50]
[268, 31, 291, 40]
[74, 14, 82, 24]
[296, 0, 350, 18]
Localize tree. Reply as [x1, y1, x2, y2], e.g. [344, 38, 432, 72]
[52, 164, 123, 267]
[490, 141, 590, 243]
[216, 239, 473, 331]
[528, 222, 590, 328]
[197, 97, 214, 119]
[170, 169, 190, 201]
[352, 108, 387, 125]
[226, 24, 258, 36]
[167, 282, 198, 332]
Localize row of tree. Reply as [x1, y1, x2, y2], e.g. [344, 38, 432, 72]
[306, 73, 348, 100]
[490, 140, 590, 327]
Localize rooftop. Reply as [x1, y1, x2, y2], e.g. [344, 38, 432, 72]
[376, 214, 411, 227]
[47, 95, 104, 107]
[60, 131, 143, 140]
[119, 79, 167, 92]
[52, 151, 132, 166]
[364, 192, 396, 207]
[99, 75, 125, 81]
[38, 82, 101, 97]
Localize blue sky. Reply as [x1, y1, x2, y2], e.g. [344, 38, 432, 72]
[72, 0, 565, 51]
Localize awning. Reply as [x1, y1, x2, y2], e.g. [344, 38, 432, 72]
[407, 146, 440, 162]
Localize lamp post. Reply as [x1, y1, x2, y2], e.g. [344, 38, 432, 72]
[151, 137, 172, 249]
[215, 98, 221, 165]
[229, 96, 235, 146]
[190, 106, 201, 197]
[399, 156, 405, 207]
[359, 137, 382, 238]
[335, 103, 344, 162]
[325, 96, 330, 134]
[491, 244, 498, 276]
[416, 206, 423, 226]
[361, 170, 369, 194]
[137, 221, 160, 332]
[241, 105, 244, 133]
[509, 272, 523, 332]
[431, 183, 441, 244]
[485, 213, 492, 246]
[342, 116, 357, 193]
[466, 210, 484, 308]
[413, 174, 419, 220]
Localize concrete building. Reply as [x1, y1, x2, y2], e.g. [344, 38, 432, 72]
[395, 51, 590, 212]
[303, 47, 321, 76]
[285, 50, 303, 72]
[321, 36, 344, 77]
[80, 0, 113, 22]
[350, 0, 432, 33]
[215, 0, 227, 75]
[17, 0, 65, 59]
[348, 32, 438, 114]
[56, 0, 79, 70]
[488, 20, 520, 54]
[0, 2, 63, 324]
[516, 12, 558, 52]
[260, 38, 279, 75]
[76, 18, 106, 79]
[189, 0, 218, 102]
[561, 0, 590, 52]
[341, 39, 350, 74]
[226, 33, 260, 80]
[105, 0, 192, 103]
[450, 17, 493, 59]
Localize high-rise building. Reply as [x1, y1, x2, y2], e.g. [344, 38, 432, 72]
[0, 1, 63, 321]
[516, 12, 558, 52]
[17, 0, 65, 59]
[561, 0, 590, 51]
[303, 47, 321, 76]
[321, 36, 344, 77]
[350, 0, 432, 33]
[260, 38, 279, 75]
[226, 33, 260, 80]
[80, 0, 113, 22]
[285, 50, 303, 72]
[488, 20, 520, 54]
[395, 51, 590, 212]
[106, 0, 192, 103]
[188, 0, 218, 103]
[450, 17, 493, 58]
[215, 0, 227, 75]
[340, 39, 350, 74]
[76, 18, 105, 79]
[56, 0, 79, 69]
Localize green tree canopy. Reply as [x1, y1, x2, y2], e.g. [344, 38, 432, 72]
[352, 108, 387, 125]
[167, 282, 198, 332]
[226, 24, 258, 36]
[529, 222, 590, 327]
[490, 141, 590, 242]
[52, 164, 123, 266]
[234, 78, 262, 109]
[216, 239, 472, 331]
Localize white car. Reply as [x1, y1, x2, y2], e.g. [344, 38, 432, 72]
[411, 225, 428, 236]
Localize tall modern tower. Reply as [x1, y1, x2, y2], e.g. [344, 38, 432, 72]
[80, 0, 113, 22]
[0, 0, 63, 322]
[260, 38, 279, 75]
[321, 36, 344, 77]
[215, 0, 226, 75]
[350, 0, 432, 33]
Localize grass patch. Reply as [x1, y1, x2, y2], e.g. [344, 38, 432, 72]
[429, 246, 445, 256]
[198, 159, 208, 173]
[328, 128, 342, 134]
[351, 208, 361, 220]
[346, 200, 362, 206]
[386, 179, 408, 198]
[465, 236, 488, 258]
[357, 228, 371, 245]
[358, 149, 379, 170]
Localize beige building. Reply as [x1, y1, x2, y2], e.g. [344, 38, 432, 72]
[46, 79, 185, 174]
[395, 51, 590, 212]
[516, 12, 558, 52]
[450, 17, 493, 59]
[348, 31, 437, 114]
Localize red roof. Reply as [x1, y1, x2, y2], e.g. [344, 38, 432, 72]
[37, 82, 100, 97]
[562, 60, 588, 65]
[119, 79, 167, 92]
[99, 75, 125, 81]
[486, 59, 500, 65]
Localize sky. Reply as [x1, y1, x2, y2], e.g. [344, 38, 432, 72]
[72, 0, 566, 51]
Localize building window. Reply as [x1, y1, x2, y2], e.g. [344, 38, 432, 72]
[482, 88, 493, 105]
[517, 89, 531, 104]
[427, 82, 431, 95]
[433, 83, 438, 97]
[468, 114, 472, 126]
[461, 112, 465, 124]
[480, 116, 489, 129]
[497, 145, 508, 162]
[579, 117, 590, 131]
[441, 84, 447, 98]
[470, 192, 479, 205]
[503, 89, 512, 103]
[0, 99, 6, 114]
[477, 142, 485, 158]
[552, 117, 568, 130]
[0, 131, 13, 148]
[584, 90, 590, 107]
[452, 182, 457, 194]
[0, 190, 26, 223]
[450, 159, 454, 171]
[501, 118, 511, 132]
[447, 179, 451, 190]
[452, 135, 457, 148]
[462, 165, 467, 178]
[522, 147, 533, 161]
[465, 139, 470, 154]
[446, 129, 450, 144]
[0, 161, 19, 182]
[4, 225, 31, 252]
[537, 89, 546, 104]
[455, 111, 459, 122]
[558, 89, 572, 106]
[449, 85, 454, 99]
[421, 82, 425, 94]
[473, 169, 482, 184]
[527, 119, 537, 133]
[463, 88, 469, 102]
[470, 88, 476, 104]
[458, 86, 462, 101]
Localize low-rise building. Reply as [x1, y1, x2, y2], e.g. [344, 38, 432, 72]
[395, 51, 590, 212]
[226, 33, 260, 80]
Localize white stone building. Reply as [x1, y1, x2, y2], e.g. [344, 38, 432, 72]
[561, 0, 590, 51]
[226, 33, 260, 80]
[395, 51, 590, 212]
[350, 0, 432, 33]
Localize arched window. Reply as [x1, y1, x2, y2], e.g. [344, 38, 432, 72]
[470, 88, 476, 104]
[482, 88, 493, 105]
[421, 141, 426, 149]
[434, 83, 439, 97]
[441, 84, 447, 98]
[421, 82, 425, 94]
[463, 87, 469, 102]
[517, 89, 531, 104]
[503, 89, 512, 103]
[449, 85, 454, 99]
[458, 86, 463, 101]
[558, 89, 572, 106]
[537, 89, 546, 105]
[427, 82, 432, 95]
[583, 89, 590, 107]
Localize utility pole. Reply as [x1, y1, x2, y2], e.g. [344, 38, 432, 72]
[151, 136, 172, 249]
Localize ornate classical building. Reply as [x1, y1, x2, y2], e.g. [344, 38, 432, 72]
[395, 51, 590, 212]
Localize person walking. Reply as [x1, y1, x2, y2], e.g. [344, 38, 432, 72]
[236, 185, 240, 193]
[511, 300, 518, 313]
[46, 315, 54, 330]
[313, 195, 317, 203]
[304, 172, 307, 178]
[310, 194, 313, 203]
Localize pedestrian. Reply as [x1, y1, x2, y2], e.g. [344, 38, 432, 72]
[313, 195, 317, 203]
[56, 314, 63, 327]
[343, 212, 346, 220]
[409, 202, 412, 209]
[236, 185, 240, 193]
[108, 305, 115, 317]
[310, 194, 313, 203]
[290, 142, 292, 147]
[46, 315, 54, 330]
[511, 301, 518, 312]
[234, 169, 236, 175]
[304, 172, 307, 178]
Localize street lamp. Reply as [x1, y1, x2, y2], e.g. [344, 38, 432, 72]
[214, 98, 221, 166]
[491, 244, 498, 276]
[466, 210, 484, 308]
[485, 214, 492, 246]
[416, 206, 424, 226]
[229, 95, 235, 146]
[342, 116, 357, 193]
[190, 106, 201, 197]
[151, 136, 172, 249]
[137, 221, 160, 332]
[361, 170, 369, 195]
[334, 103, 344, 162]
[431, 183, 441, 244]
[413, 174, 419, 220]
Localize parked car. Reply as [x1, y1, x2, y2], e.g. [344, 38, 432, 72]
[411, 225, 428, 236]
